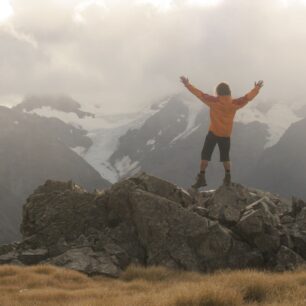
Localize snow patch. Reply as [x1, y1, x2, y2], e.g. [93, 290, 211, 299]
[146, 139, 156, 146]
[146, 138, 156, 151]
[25, 103, 162, 183]
[151, 97, 172, 110]
[236, 102, 300, 147]
[114, 156, 140, 177]
[29, 106, 144, 131]
[83, 125, 137, 183]
[171, 99, 203, 143]
[71, 146, 87, 156]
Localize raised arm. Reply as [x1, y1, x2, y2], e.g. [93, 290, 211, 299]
[233, 80, 264, 110]
[180, 76, 217, 107]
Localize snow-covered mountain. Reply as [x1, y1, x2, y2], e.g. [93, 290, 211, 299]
[17, 94, 173, 182]
[108, 96, 269, 188]
[15, 93, 306, 194]
[236, 100, 301, 148]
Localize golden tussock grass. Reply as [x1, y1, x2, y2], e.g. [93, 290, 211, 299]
[0, 264, 306, 306]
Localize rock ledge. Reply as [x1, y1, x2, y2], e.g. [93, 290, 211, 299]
[0, 173, 305, 277]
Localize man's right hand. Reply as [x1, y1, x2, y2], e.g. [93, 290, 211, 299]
[180, 76, 189, 86]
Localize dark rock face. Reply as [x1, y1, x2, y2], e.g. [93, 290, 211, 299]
[0, 173, 305, 276]
[281, 197, 306, 259]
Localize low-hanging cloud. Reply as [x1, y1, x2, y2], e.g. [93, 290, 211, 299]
[0, 0, 306, 113]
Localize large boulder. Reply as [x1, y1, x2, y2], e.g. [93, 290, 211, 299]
[236, 197, 281, 254]
[44, 247, 121, 277]
[204, 184, 251, 224]
[0, 173, 305, 276]
[274, 246, 305, 271]
[281, 197, 306, 259]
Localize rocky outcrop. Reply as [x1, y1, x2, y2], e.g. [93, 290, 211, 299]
[0, 173, 305, 277]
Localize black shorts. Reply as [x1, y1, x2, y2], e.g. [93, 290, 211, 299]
[201, 131, 230, 162]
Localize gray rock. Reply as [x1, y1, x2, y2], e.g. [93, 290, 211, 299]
[236, 198, 281, 253]
[128, 188, 206, 270]
[292, 197, 306, 216]
[0, 243, 18, 256]
[284, 206, 306, 259]
[275, 246, 305, 271]
[129, 172, 194, 208]
[19, 248, 49, 265]
[45, 247, 120, 277]
[1, 173, 305, 276]
[205, 184, 249, 224]
[192, 206, 209, 218]
[0, 251, 19, 264]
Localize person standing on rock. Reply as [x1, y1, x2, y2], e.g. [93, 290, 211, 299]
[180, 76, 264, 189]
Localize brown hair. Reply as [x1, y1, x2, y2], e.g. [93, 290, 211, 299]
[216, 82, 231, 96]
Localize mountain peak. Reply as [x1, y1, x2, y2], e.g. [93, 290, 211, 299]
[14, 94, 95, 119]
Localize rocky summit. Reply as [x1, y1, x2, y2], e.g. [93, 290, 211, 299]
[0, 173, 305, 277]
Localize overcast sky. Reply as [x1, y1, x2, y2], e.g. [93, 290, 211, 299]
[0, 0, 306, 113]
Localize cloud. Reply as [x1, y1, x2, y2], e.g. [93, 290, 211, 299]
[74, 0, 109, 23]
[0, 0, 306, 113]
[0, 0, 14, 22]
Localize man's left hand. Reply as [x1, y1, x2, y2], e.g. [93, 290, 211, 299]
[255, 80, 264, 88]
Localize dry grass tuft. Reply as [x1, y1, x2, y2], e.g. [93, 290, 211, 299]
[0, 264, 306, 306]
[30, 265, 58, 275]
[167, 282, 243, 306]
[121, 264, 204, 284]
[242, 282, 267, 303]
[0, 265, 22, 277]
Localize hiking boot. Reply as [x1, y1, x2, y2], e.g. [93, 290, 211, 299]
[192, 172, 207, 189]
[223, 172, 231, 186]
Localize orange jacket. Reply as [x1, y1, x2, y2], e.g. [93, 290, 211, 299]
[185, 83, 260, 137]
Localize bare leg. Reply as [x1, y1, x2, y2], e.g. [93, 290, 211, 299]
[192, 160, 208, 188]
[223, 161, 231, 172]
[200, 160, 209, 172]
[223, 161, 231, 185]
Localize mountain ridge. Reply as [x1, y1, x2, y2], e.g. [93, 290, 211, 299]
[13, 94, 306, 197]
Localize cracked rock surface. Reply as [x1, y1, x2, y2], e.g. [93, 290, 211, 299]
[0, 173, 304, 277]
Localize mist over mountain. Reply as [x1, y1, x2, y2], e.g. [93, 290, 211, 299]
[246, 117, 306, 199]
[0, 105, 110, 244]
[1, 0, 306, 201]
[18, 93, 306, 199]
